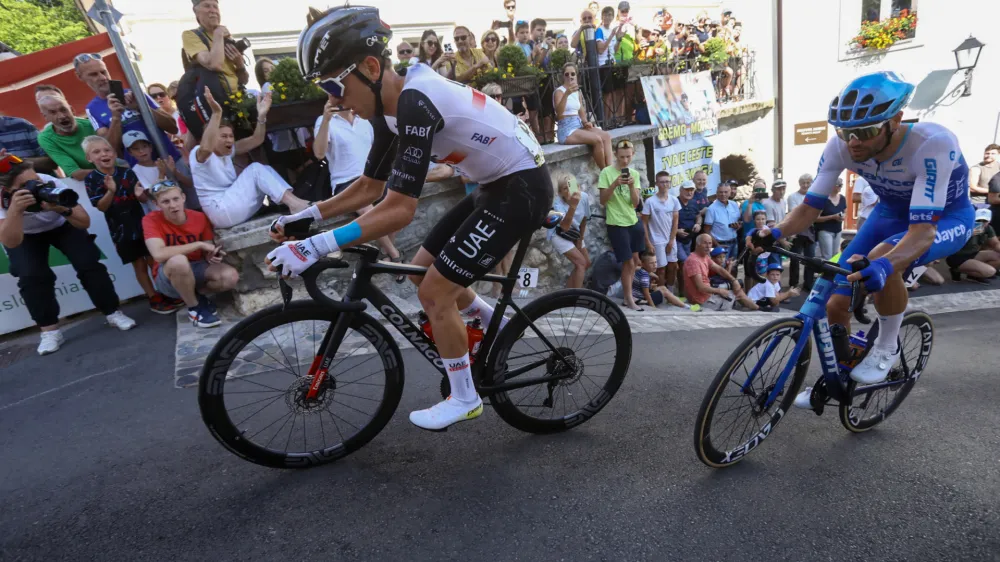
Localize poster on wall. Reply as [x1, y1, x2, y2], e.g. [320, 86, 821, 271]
[656, 138, 722, 197]
[0, 178, 144, 335]
[641, 71, 721, 147]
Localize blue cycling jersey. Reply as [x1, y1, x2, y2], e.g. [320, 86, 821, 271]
[804, 122, 969, 225]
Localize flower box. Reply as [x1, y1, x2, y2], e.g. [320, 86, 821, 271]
[626, 63, 655, 81]
[500, 76, 539, 98]
[265, 98, 327, 131]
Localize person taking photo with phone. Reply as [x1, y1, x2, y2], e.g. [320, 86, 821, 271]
[598, 139, 646, 310]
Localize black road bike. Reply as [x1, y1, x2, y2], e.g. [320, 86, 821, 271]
[198, 221, 633, 468]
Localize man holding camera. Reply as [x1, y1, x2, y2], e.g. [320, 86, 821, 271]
[0, 154, 136, 355]
[183, 0, 250, 94]
[74, 54, 180, 167]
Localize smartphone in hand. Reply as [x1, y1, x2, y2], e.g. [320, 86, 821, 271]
[109, 80, 126, 104]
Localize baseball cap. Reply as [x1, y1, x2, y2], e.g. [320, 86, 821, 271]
[722, 9, 733, 15]
[122, 130, 150, 149]
[680, 180, 695, 190]
[710, 247, 728, 257]
[772, 179, 787, 189]
[617, 1, 630, 11]
[767, 263, 784, 272]
[726, 179, 739, 186]
[753, 184, 767, 194]
[975, 208, 992, 222]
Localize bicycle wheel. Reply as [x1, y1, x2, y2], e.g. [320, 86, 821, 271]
[198, 301, 404, 468]
[485, 289, 631, 434]
[839, 311, 933, 433]
[694, 317, 812, 468]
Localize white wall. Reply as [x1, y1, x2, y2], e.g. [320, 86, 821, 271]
[781, 0, 1000, 179]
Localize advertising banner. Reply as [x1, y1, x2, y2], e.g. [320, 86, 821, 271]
[657, 138, 722, 197]
[641, 71, 721, 146]
[0, 178, 144, 335]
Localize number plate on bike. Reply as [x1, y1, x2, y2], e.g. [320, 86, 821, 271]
[518, 267, 539, 288]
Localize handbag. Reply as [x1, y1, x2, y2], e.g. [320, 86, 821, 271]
[556, 225, 581, 242]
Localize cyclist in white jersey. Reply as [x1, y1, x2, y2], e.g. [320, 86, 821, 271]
[751, 72, 974, 400]
[266, 6, 554, 430]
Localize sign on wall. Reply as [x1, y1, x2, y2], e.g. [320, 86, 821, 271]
[793, 121, 829, 145]
[0, 178, 144, 335]
[641, 72, 721, 146]
[659, 138, 722, 197]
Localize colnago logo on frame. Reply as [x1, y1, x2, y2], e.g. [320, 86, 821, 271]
[380, 305, 444, 369]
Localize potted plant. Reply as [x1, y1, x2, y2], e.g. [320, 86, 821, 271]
[264, 58, 328, 130]
[700, 37, 730, 70]
[850, 9, 917, 51]
[494, 44, 543, 98]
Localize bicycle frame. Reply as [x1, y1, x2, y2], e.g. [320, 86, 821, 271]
[300, 233, 575, 398]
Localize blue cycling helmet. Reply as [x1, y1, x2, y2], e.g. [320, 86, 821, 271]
[828, 71, 915, 128]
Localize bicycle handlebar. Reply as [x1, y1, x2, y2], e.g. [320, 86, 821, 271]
[278, 257, 366, 312]
[766, 246, 854, 277]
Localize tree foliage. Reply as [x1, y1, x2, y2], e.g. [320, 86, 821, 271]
[0, 0, 91, 55]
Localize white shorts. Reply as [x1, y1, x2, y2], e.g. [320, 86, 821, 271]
[551, 233, 577, 255]
[653, 242, 678, 267]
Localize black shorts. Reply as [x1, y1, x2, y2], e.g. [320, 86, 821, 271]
[116, 237, 149, 264]
[422, 166, 554, 287]
[607, 223, 645, 263]
[946, 252, 976, 269]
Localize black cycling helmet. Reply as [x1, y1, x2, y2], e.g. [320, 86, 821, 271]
[297, 6, 393, 114]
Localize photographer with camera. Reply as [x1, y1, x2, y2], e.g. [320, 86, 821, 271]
[177, 0, 251, 140]
[0, 155, 136, 355]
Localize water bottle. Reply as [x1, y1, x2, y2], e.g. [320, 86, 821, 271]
[418, 311, 434, 342]
[830, 323, 851, 367]
[466, 318, 485, 363]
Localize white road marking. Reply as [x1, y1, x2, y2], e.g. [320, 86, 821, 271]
[0, 363, 137, 412]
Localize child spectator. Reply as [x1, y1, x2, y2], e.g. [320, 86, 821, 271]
[123, 131, 195, 214]
[635, 252, 691, 310]
[641, 171, 681, 288]
[747, 263, 800, 312]
[83, 136, 178, 314]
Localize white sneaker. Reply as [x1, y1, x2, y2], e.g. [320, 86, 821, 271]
[851, 345, 900, 384]
[37, 330, 64, 356]
[106, 310, 137, 331]
[409, 396, 484, 431]
[793, 387, 813, 409]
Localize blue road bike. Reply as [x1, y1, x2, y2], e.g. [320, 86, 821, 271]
[694, 246, 934, 468]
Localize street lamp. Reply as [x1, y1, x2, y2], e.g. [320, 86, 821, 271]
[953, 35, 984, 97]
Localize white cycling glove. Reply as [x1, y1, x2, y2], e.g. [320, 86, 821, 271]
[267, 238, 322, 277]
[270, 204, 323, 232]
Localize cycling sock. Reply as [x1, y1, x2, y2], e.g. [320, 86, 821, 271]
[461, 295, 495, 327]
[875, 312, 904, 352]
[444, 353, 477, 403]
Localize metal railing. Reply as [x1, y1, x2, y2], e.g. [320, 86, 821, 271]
[496, 49, 756, 145]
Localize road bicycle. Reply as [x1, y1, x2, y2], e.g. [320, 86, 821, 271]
[694, 245, 934, 468]
[198, 217, 632, 468]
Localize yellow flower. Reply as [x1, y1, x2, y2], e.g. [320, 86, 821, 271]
[236, 92, 242, 98]
[502, 73, 508, 79]
[281, 94, 287, 100]
[237, 112, 244, 118]
[278, 82, 284, 87]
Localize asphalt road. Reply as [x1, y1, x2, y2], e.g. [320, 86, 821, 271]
[2, 305, 999, 561]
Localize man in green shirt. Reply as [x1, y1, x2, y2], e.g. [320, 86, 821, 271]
[598, 139, 645, 310]
[36, 95, 97, 181]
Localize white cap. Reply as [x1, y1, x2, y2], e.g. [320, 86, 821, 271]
[975, 208, 992, 222]
[680, 180, 695, 189]
[122, 130, 150, 149]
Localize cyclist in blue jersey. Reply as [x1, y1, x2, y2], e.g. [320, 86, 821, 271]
[751, 72, 974, 402]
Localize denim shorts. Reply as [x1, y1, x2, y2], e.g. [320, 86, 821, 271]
[154, 260, 211, 300]
[557, 116, 583, 144]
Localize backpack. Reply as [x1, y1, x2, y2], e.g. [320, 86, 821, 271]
[585, 250, 623, 294]
[176, 28, 235, 141]
[291, 158, 332, 203]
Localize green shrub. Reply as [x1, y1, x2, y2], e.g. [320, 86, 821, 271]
[266, 58, 326, 103]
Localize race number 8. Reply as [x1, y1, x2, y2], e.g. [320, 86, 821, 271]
[518, 267, 539, 288]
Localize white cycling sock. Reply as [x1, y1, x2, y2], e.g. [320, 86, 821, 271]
[444, 353, 477, 403]
[875, 312, 904, 352]
[461, 295, 495, 327]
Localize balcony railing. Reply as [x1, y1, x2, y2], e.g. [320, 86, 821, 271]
[496, 49, 756, 145]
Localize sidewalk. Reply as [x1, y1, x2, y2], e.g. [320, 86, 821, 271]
[170, 288, 1000, 388]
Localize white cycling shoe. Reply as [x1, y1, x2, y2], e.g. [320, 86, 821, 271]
[850, 344, 900, 384]
[409, 396, 484, 431]
[793, 388, 814, 409]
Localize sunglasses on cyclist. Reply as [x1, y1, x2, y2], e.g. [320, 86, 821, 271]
[72, 52, 103, 69]
[0, 154, 25, 174]
[315, 64, 356, 99]
[835, 121, 887, 142]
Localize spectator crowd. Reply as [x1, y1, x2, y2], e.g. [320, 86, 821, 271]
[1, 0, 998, 358]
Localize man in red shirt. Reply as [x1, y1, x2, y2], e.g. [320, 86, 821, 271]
[684, 233, 757, 311]
[142, 180, 238, 328]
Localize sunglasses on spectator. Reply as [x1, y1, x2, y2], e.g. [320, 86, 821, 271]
[483, 36, 498, 43]
[72, 52, 103, 69]
[616, 140, 634, 150]
[491, 94, 503, 101]
[398, 49, 412, 55]
[315, 63, 356, 98]
[505, 3, 516, 9]
[454, 35, 468, 41]
[425, 40, 439, 47]
[564, 71, 576, 77]
[835, 121, 887, 142]
[150, 180, 179, 194]
[0, 154, 25, 174]
[150, 91, 168, 99]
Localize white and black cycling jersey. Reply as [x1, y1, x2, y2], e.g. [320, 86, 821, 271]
[363, 63, 545, 197]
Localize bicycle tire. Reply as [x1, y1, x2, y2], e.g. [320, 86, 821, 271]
[839, 311, 933, 433]
[485, 289, 631, 434]
[694, 317, 812, 468]
[198, 301, 404, 468]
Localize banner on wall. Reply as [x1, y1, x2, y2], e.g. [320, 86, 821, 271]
[0, 178, 144, 335]
[640, 71, 721, 146]
[656, 138, 722, 197]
